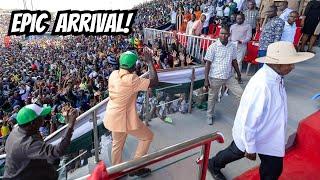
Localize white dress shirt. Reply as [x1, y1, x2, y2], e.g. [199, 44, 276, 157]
[281, 21, 296, 43]
[279, 8, 293, 21]
[233, 64, 288, 157]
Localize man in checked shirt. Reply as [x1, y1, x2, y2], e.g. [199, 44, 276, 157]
[204, 25, 243, 125]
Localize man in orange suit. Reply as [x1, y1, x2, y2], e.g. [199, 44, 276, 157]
[103, 49, 158, 177]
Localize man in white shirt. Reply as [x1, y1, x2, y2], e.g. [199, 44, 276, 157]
[281, 11, 299, 43]
[230, 13, 252, 75]
[171, 8, 177, 30]
[207, 41, 314, 180]
[186, 14, 196, 54]
[202, 7, 212, 35]
[186, 14, 196, 35]
[207, 0, 216, 17]
[279, 1, 293, 21]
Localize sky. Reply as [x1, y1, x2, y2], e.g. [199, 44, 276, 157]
[0, 0, 151, 11]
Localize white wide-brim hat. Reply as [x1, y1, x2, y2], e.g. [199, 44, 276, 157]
[256, 41, 315, 64]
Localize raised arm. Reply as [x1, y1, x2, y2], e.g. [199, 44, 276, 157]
[144, 50, 159, 88]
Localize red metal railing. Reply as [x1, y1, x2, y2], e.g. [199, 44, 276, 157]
[78, 132, 224, 180]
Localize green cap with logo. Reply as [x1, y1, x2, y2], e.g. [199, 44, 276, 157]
[119, 51, 138, 70]
[16, 104, 52, 125]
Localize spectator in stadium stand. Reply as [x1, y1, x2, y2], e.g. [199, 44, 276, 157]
[192, 14, 206, 36]
[234, 0, 245, 11]
[299, 0, 320, 53]
[204, 26, 243, 125]
[202, 7, 212, 35]
[227, 0, 238, 16]
[171, 7, 177, 30]
[194, 5, 202, 20]
[243, 0, 260, 35]
[215, 2, 225, 18]
[223, 4, 231, 19]
[186, 14, 197, 35]
[200, 0, 207, 12]
[103, 50, 158, 177]
[206, 0, 216, 19]
[179, 8, 192, 33]
[230, 13, 252, 77]
[258, 5, 285, 68]
[240, 0, 255, 11]
[227, 13, 237, 27]
[0, 119, 10, 146]
[207, 41, 314, 180]
[3, 104, 78, 179]
[281, 11, 299, 43]
[278, 1, 293, 22]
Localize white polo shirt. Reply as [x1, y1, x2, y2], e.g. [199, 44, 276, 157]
[233, 64, 288, 157]
[281, 21, 296, 43]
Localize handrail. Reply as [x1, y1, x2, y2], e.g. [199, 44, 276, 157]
[157, 64, 204, 73]
[144, 28, 217, 41]
[76, 132, 224, 180]
[56, 150, 88, 171]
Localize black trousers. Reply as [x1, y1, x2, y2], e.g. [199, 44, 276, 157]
[209, 141, 283, 180]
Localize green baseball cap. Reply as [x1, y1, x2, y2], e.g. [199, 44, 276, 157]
[119, 51, 138, 70]
[16, 104, 52, 125]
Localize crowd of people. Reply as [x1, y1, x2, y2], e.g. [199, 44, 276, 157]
[0, 0, 320, 178]
[0, 0, 200, 155]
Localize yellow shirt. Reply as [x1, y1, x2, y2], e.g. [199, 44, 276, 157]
[103, 69, 150, 132]
[1, 125, 10, 137]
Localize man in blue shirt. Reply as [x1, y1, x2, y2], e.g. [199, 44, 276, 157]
[258, 5, 285, 68]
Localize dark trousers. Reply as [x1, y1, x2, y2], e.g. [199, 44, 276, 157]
[202, 27, 209, 35]
[209, 141, 283, 180]
[171, 23, 176, 30]
[252, 28, 256, 36]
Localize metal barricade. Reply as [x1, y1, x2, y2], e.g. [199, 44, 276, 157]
[143, 28, 216, 62]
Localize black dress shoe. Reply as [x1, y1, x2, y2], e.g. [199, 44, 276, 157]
[208, 159, 226, 180]
[129, 168, 151, 177]
[210, 170, 227, 180]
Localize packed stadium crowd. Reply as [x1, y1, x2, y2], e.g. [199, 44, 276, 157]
[0, 0, 319, 178]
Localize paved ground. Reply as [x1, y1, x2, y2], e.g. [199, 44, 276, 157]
[69, 48, 320, 180]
